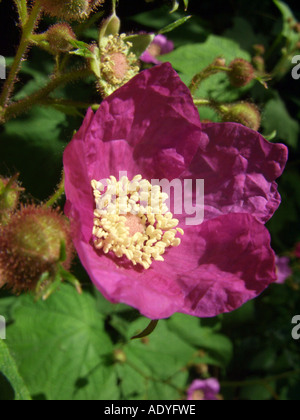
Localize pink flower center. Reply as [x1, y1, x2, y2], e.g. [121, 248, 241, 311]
[91, 175, 184, 270]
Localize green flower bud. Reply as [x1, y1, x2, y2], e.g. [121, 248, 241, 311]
[46, 23, 77, 53]
[221, 102, 261, 131]
[228, 58, 255, 88]
[0, 206, 74, 293]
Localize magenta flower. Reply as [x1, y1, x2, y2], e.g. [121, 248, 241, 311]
[187, 378, 221, 401]
[140, 34, 174, 65]
[275, 256, 292, 284]
[63, 63, 288, 320]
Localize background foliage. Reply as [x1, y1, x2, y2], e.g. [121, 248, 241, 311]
[0, 0, 300, 400]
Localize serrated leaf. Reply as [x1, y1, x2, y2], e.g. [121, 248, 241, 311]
[5, 284, 116, 400]
[0, 340, 31, 400]
[159, 16, 192, 35]
[122, 318, 195, 399]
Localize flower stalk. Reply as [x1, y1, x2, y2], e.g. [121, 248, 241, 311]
[44, 173, 66, 208]
[189, 63, 231, 95]
[0, 1, 42, 109]
[14, 0, 28, 26]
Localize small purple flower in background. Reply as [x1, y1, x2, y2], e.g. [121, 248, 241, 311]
[63, 63, 288, 320]
[187, 378, 221, 400]
[140, 34, 174, 65]
[275, 256, 292, 284]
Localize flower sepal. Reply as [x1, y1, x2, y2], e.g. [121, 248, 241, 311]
[98, 10, 121, 48]
[0, 174, 23, 225]
[123, 34, 155, 59]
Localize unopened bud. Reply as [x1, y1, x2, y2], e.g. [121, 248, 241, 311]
[46, 23, 77, 53]
[0, 175, 22, 225]
[253, 44, 265, 56]
[228, 58, 255, 88]
[0, 206, 73, 293]
[39, 0, 104, 21]
[221, 102, 261, 131]
[113, 349, 127, 364]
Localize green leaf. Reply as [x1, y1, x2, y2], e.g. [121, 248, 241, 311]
[6, 284, 117, 400]
[0, 104, 81, 201]
[262, 92, 299, 148]
[120, 318, 195, 399]
[159, 16, 192, 35]
[160, 35, 251, 102]
[0, 340, 31, 400]
[167, 313, 233, 367]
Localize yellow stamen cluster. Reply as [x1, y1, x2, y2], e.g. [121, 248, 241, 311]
[98, 34, 140, 97]
[91, 175, 184, 270]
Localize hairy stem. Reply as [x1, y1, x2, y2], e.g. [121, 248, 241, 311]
[44, 173, 65, 208]
[189, 65, 231, 95]
[0, 1, 42, 108]
[14, 0, 28, 26]
[1, 68, 93, 123]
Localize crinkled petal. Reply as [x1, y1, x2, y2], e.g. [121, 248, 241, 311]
[173, 213, 276, 318]
[65, 209, 276, 319]
[190, 122, 288, 224]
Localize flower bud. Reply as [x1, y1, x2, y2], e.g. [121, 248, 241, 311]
[228, 58, 255, 88]
[39, 0, 104, 21]
[221, 102, 261, 131]
[253, 44, 265, 56]
[0, 175, 22, 225]
[46, 23, 77, 53]
[0, 206, 74, 293]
